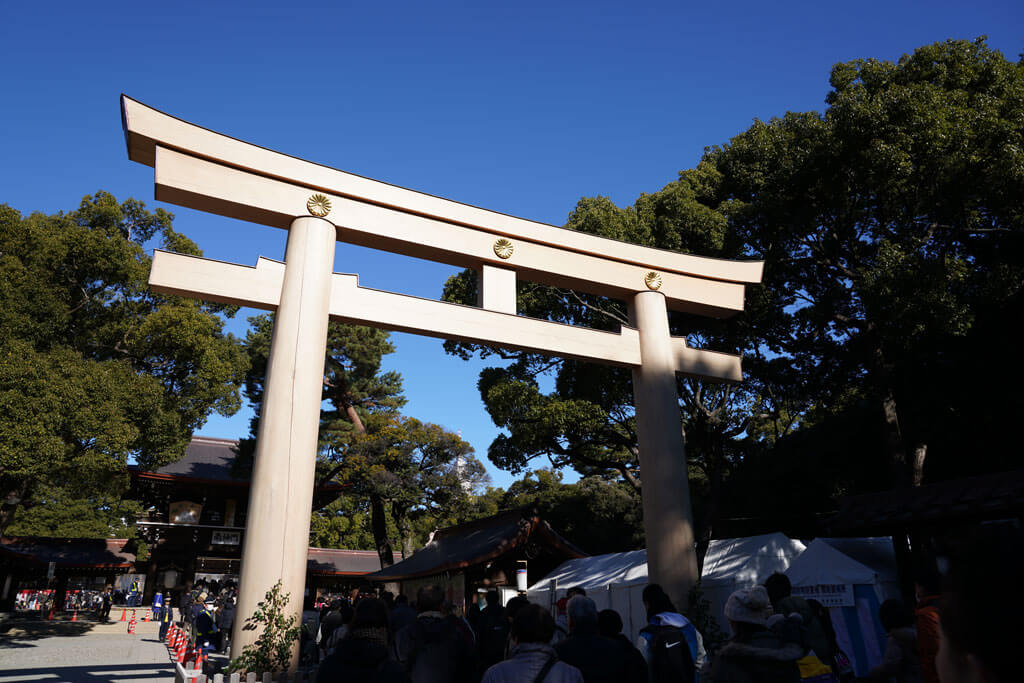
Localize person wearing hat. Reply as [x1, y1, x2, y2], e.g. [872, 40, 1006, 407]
[705, 586, 803, 683]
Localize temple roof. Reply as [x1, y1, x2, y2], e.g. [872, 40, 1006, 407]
[133, 435, 246, 484]
[307, 548, 387, 576]
[366, 507, 586, 581]
[0, 537, 135, 569]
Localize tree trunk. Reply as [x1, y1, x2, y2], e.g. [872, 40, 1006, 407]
[911, 442, 928, 487]
[370, 493, 395, 567]
[880, 389, 910, 487]
[695, 437, 725, 574]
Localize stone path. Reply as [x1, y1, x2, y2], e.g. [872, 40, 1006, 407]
[0, 618, 174, 683]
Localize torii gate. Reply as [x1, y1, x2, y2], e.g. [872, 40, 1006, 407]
[120, 96, 763, 665]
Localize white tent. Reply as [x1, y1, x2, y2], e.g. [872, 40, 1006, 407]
[700, 533, 807, 636]
[527, 549, 649, 642]
[784, 537, 901, 677]
[527, 533, 807, 642]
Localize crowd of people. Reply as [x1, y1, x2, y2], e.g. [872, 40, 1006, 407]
[308, 526, 1021, 683]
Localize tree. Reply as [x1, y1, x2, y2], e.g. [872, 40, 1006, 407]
[442, 169, 773, 561]
[242, 318, 486, 564]
[0, 193, 248, 534]
[707, 37, 1024, 487]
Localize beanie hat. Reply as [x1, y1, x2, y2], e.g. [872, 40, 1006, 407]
[724, 586, 774, 626]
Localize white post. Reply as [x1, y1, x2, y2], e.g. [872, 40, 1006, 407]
[630, 290, 699, 610]
[231, 216, 336, 669]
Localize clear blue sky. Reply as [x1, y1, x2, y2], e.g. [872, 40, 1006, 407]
[2, 1, 1020, 488]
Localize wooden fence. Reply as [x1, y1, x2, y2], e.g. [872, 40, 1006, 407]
[174, 662, 318, 683]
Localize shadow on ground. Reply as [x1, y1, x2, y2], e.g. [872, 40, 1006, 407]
[1, 662, 173, 681]
[0, 619, 97, 647]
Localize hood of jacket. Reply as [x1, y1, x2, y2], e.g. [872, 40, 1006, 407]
[652, 611, 692, 629]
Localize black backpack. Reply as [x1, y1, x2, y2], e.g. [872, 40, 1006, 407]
[642, 624, 695, 683]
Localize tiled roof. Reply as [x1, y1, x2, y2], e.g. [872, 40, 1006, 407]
[307, 548, 387, 576]
[0, 537, 135, 568]
[366, 507, 586, 581]
[148, 436, 245, 482]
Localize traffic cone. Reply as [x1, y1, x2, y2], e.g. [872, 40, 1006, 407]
[47, 607, 54, 620]
[127, 610, 137, 634]
[142, 609, 150, 622]
[71, 610, 78, 622]
[120, 609, 127, 621]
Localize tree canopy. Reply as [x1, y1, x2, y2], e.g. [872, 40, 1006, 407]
[0, 193, 248, 534]
[442, 38, 1024, 549]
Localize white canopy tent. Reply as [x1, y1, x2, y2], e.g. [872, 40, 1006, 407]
[700, 533, 808, 636]
[527, 533, 808, 642]
[784, 537, 900, 677]
[527, 549, 650, 642]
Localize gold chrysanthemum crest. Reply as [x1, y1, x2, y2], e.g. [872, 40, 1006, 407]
[493, 238, 515, 259]
[644, 271, 663, 290]
[306, 194, 332, 217]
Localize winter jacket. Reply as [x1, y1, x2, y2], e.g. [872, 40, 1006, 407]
[317, 637, 410, 683]
[394, 612, 474, 683]
[637, 611, 707, 671]
[775, 596, 835, 662]
[868, 626, 924, 683]
[706, 628, 803, 683]
[482, 643, 584, 683]
[555, 624, 646, 683]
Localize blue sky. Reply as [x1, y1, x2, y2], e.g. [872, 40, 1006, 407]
[2, 1, 1020, 489]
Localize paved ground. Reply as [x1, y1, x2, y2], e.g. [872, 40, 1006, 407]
[0, 616, 176, 683]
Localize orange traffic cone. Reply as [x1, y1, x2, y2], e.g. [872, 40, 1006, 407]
[71, 610, 78, 622]
[120, 609, 127, 621]
[127, 610, 137, 634]
[47, 607, 54, 620]
[142, 609, 150, 622]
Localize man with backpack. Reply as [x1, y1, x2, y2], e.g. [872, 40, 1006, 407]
[636, 584, 705, 683]
[394, 584, 474, 683]
[474, 590, 509, 673]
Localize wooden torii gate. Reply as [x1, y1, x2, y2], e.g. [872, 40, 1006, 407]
[121, 95, 763, 665]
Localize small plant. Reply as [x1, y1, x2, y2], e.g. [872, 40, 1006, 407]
[228, 580, 301, 674]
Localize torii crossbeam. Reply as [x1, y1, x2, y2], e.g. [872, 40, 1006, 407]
[121, 95, 763, 667]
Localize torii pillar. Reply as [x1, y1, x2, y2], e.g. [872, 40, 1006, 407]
[233, 215, 335, 661]
[632, 291, 699, 607]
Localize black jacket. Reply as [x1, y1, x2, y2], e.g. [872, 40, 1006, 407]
[394, 613, 474, 683]
[554, 625, 647, 683]
[317, 638, 410, 683]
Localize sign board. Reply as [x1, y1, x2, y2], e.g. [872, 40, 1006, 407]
[169, 500, 202, 525]
[791, 583, 854, 607]
[211, 530, 241, 546]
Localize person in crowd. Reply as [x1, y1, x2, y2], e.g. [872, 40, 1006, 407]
[936, 526, 1021, 683]
[555, 596, 646, 683]
[317, 597, 410, 683]
[764, 573, 836, 667]
[321, 600, 347, 649]
[913, 560, 942, 683]
[482, 603, 583, 683]
[325, 601, 357, 656]
[867, 599, 923, 682]
[100, 585, 113, 621]
[705, 586, 803, 683]
[442, 599, 476, 651]
[217, 595, 235, 653]
[158, 597, 174, 642]
[553, 597, 571, 643]
[597, 608, 648, 671]
[637, 583, 706, 677]
[392, 593, 417, 633]
[393, 584, 474, 683]
[194, 599, 219, 654]
[567, 587, 586, 599]
[475, 590, 509, 673]
[152, 590, 164, 621]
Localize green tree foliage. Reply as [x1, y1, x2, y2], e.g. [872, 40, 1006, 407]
[443, 37, 1024, 546]
[0, 193, 248, 534]
[242, 318, 487, 564]
[707, 37, 1024, 487]
[495, 470, 644, 554]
